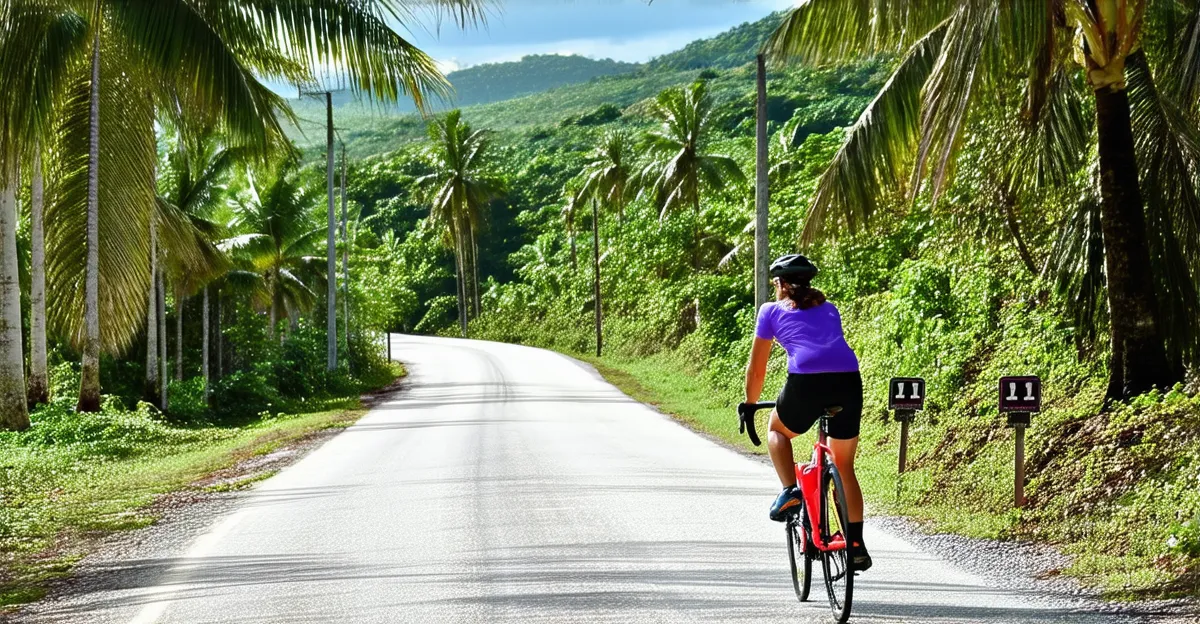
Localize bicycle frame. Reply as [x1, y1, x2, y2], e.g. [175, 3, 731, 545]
[796, 415, 846, 552]
[736, 401, 848, 552]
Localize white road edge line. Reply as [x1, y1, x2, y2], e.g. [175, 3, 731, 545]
[126, 509, 250, 624]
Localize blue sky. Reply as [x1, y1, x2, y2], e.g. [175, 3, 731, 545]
[397, 0, 794, 71]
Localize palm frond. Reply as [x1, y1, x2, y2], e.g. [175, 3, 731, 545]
[801, 22, 946, 244]
[198, 0, 478, 110]
[46, 48, 155, 355]
[0, 1, 89, 166]
[911, 2, 998, 206]
[764, 0, 956, 65]
[1007, 68, 1090, 194]
[1128, 50, 1200, 367]
[1046, 184, 1106, 347]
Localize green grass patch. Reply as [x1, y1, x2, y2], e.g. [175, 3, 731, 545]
[575, 348, 1200, 600]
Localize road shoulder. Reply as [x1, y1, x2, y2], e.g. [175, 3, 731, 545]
[4, 376, 408, 622]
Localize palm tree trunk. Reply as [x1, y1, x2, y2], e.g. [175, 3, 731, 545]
[453, 233, 467, 338]
[144, 216, 160, 407]
[471, 231, 481, 319]
[202, 286, 209, 398]
[268, 273, 278, 341]
[28, 149, 49, 408]
[592, 199, 603, 357]
[78, 23, 102, 413]
[341, 151, 350, 359]
[158, 267, 168, 412]
[0, 176, 29, 430]
[1094, 86, 1174, 399]
[1002, 187, 1037, 275]
[692, 192, 701, 270]
[175, 290, 184, 381]
[216, 289, 223, 380]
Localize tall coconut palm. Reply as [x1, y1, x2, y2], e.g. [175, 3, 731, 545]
[0, 0, 87, 425]
[578, 130, 634, 233]
[766, 0, 1200, 399]
[25, 0, 485, 412]
[418, 110, 505, 337]
[638, 81, 746, 269]
[573, 130, 633, 356]
[159, 130, 240, 388]
[226, 163, 323, 339]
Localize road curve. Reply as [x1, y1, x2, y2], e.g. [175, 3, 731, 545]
[26, 335, 1145, 623]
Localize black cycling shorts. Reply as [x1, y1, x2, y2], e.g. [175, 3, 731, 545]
[775, 371, 863, 440]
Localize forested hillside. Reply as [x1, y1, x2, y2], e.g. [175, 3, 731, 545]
[329, 7, 1200, 601]
[446, 55, 639, 106]
[288, 13, 789, 157]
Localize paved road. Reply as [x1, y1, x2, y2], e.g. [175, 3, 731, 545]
[27, 335, 1148, 623]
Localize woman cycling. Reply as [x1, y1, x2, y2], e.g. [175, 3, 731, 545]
[742, 254, 871, 570]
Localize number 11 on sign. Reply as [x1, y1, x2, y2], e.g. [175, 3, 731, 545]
[895, 382, 921, 400]
[1005, 382, 1035, 401]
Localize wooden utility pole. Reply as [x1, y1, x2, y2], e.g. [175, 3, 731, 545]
[325, 92, 336, 371]
[755, 54, 770, 307]
[300, 82, 343, 372]
[340, 141, 350, 365]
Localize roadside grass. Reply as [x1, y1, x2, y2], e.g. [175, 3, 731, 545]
[577, 348, 1200, 601]
[0, 363, 405, 609]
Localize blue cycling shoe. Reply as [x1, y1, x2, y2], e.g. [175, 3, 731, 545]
[769, 486, 802, 522]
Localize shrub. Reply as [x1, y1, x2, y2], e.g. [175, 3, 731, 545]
[209, 366, 280, 422]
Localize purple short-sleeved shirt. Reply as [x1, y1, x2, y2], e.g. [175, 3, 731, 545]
[755, 300, 860, 375]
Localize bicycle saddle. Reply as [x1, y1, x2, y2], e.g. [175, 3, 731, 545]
[824, 405, 843, 416]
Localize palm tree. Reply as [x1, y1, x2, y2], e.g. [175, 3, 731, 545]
[5, 0, 484, 412]
[766, 1, 1200, 399]
[0, 1, 85, 426]
[573, 130, 633, 356]
[158, 130, 240, 393]
[639, 81, 746, 269]
[418, 110, 505, 337]
[226, 163, 323, 340]
[578, 130, 634, 234]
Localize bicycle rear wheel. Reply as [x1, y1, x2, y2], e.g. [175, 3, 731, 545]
[786, 516, 812, 602]
[820, 462, 854, 623]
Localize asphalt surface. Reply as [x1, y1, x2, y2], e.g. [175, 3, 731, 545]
[20, 335, 1162, 623]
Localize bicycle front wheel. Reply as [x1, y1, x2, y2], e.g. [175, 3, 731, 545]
[820, 462, 854, 623]
[786, 516, 812, 602]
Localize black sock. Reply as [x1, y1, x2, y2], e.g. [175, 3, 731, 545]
[847, 522, 864, 545]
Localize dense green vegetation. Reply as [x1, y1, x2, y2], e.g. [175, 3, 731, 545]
[0, 0, 482, 607]
[331, 6, 1200, 599]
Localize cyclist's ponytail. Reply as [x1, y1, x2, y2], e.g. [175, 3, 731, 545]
[780, 277, 827, 310]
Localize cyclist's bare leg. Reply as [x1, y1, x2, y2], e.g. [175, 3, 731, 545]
[767, 410, 799, 488]
[828, 436, 863, 523]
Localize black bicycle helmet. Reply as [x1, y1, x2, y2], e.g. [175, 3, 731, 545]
[769, 254, 818, 280]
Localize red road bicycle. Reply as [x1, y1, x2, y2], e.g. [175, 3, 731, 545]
[739, 402, 854, 623]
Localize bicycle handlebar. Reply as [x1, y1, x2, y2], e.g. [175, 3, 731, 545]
[736, 402, 775, 447]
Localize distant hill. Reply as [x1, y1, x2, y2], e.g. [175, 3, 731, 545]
[445, 55, 640, 107]
[648, 12, 783, 71]
[309, 54, 640, 112]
